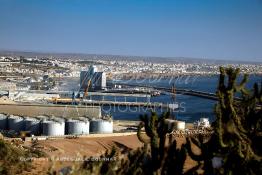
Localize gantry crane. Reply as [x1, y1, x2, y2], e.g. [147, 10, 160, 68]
[50, 65, 94, 104]
[83, 79, 91, 100]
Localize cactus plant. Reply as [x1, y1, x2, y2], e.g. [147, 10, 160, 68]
[136, 111, 192, 175]
[186, 67, 262, 174]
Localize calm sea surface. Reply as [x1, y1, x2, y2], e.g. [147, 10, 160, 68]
[59, 74, 261, 122]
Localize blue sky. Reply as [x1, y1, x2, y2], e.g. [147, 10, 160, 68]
[0, 0, 262, 61]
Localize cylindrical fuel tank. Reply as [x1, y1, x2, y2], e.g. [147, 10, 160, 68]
[24, 117, 41, 135]
[174, 121, 185, 130]
[42, 120, 65, 136]
[8, 115, 25, 132]
[0, 114, 7, 130]
[90, 119, 113, 134]
[65, 119, 89, 135]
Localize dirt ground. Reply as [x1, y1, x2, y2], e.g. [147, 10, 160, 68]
[20, 133, 199, 175]
[36, 134, 143, 158]
[17, 120, 197, 174]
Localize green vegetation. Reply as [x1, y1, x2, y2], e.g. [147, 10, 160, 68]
[0, 139, 32, 175]
[185, 67, 262, 174]
[214, 67, 261, 174]
[29, 140, 48, 158]
[0, 138, 47, 175]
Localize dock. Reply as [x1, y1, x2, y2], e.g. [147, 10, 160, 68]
[49, 98, 169, 108]
[16, 90, 150, 97]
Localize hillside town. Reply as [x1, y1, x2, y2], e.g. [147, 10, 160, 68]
[1, 55, 261, 81]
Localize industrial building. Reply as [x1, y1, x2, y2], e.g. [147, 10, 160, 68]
[92, 72, 107, 90]
[80, 65, 106, 91]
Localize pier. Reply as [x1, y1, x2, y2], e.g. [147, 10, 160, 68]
[115, 83, 242, 101]
[16, 90, 150, 97]
[12, 83, 242, 103]
[48, 98, 169, 108]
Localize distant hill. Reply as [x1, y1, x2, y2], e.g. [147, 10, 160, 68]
[0, 50, 261, 65]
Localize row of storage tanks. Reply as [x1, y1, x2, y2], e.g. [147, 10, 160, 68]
[0, 113, 113, 136]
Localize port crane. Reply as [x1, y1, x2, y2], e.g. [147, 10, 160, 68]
[50, 65, 94, 104]
[82, 79, 91, 101]
[79, 65, 97, 101]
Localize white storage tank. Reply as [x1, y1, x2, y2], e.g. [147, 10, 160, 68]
[200, 118, 209, 123]
[65, 119, 89, 135]
[174, 121, 185, 130]
[42, 120, 65, 136]
[8, 115, 25, 132]
[0, 114, 8, 130]
[200, 118, 210, 128]
[90, 119, 113, 134]
[24, 117, 41, 135]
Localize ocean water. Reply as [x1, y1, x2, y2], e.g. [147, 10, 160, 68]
[58, 74, 261, 122]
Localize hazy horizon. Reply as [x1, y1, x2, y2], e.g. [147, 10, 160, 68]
[1, 49, 262, 64]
